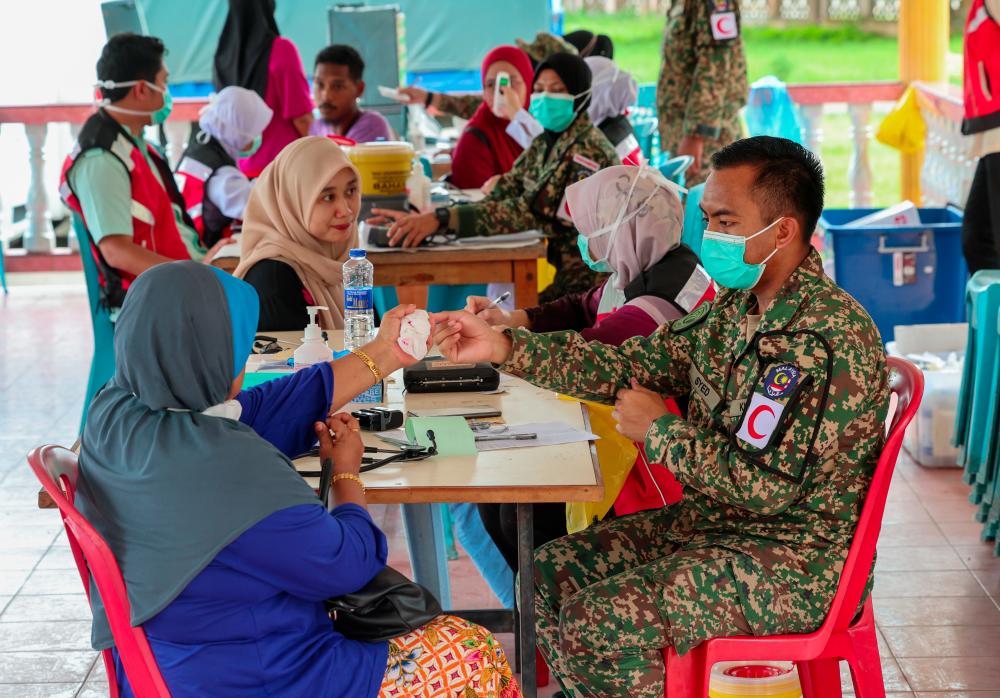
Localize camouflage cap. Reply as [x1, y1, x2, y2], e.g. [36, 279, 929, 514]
[516, 32, 579, 64]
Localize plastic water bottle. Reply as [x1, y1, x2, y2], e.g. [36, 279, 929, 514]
[343, 249, 375, 351]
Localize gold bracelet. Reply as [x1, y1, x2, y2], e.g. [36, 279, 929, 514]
[350, 348, 381, 384]
[332, 473, 365, 492]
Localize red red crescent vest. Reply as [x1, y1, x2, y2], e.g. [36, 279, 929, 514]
[175, 136, 238, 248]
[59, 110, 191, 308]
[963, 0, 1000, 135]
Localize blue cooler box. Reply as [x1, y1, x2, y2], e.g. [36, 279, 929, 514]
[818, 207, 967, 343]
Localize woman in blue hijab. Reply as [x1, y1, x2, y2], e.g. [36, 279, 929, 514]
[77, 262, 518, 697]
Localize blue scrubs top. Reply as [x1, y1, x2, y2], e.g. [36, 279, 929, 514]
[115, 364, 389, 697]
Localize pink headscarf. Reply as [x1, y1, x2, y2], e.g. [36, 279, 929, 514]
[566, 165, 685, 289]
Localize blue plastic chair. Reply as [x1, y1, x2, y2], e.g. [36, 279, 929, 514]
[0, 237, 7, 294]
[72, 214, 116, 433]
[655, 154, 695, 189]
[682, 183, 707, 257]
[955, 271, 1000, 501]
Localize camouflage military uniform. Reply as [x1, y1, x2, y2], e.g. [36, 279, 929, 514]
[657, 0, 748, 185]
[516, 32, 579, 65]
[435, 93, 483, 120]
[501, 249, 889, 697]
[451, 113, 619, 301]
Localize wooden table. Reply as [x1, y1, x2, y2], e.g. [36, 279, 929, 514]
[368, 242, 545, 308]
[251, 331, 603, 696]
[212, 241, 546, 310]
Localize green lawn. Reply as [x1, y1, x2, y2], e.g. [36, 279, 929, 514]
[564, 12, 963, 84]
[562, 13, 961, 208]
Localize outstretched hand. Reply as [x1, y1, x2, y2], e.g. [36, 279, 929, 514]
[430, 311, 513, 365]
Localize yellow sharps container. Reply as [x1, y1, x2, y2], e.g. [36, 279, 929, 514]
[347, 141, 415, 197]
[709, 662, 802, 698]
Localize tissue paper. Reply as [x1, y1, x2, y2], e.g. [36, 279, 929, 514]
[398, 309, 431, 360]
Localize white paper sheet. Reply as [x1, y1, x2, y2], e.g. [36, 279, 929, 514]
[473, 422, 599, 452]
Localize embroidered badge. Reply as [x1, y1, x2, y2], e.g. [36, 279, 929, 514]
[671, 302, 712, 333]
[736, 392, 785, 449]
[710, 11, 739, 40]
[763, 363, 801, 399]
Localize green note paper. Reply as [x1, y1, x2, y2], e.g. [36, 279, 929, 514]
[405, 416, 477, 456]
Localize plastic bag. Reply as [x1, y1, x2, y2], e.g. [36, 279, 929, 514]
[560, 397, 638, 533]
[876, 85, 926, 154]
[745, 76, 804, 145]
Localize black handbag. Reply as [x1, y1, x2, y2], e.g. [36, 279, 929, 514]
[326, 566, 443, 642]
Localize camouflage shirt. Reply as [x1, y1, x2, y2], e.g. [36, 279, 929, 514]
[435, 93, 483, 121]
[657, 0, 748, 184]
[503, 249, 889, 651]
[452, 113, 620, 298]
[516, 32, 579, 64]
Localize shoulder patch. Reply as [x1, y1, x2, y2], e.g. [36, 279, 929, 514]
[671, 302, 712, 334]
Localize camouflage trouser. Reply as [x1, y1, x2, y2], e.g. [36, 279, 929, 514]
[533, 507, 754, 698]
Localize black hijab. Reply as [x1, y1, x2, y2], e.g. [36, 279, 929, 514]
[213, 0, 280, 96]
[563, 30, 614, 59]
[77, 262, 319, 649]
[535, 52, 593, 154]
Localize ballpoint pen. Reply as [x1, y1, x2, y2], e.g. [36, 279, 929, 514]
[483, 291, 511, 311]
[474, 433, 537, 442]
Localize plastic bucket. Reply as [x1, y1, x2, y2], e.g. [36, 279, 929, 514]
[348, 141, 414, 196]
[709, 661, 802, 698]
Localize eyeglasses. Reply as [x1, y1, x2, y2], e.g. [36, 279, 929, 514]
[252, 333, 329, 354]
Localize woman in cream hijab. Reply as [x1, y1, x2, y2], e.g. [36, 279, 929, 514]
[236, 136, 359, 330]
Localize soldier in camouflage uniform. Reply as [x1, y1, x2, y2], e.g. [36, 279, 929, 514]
[431, 137, 889, 696]
[372, 54, 620, 302]
[657, 0, 748, 185]
[399, 32, 577, 120]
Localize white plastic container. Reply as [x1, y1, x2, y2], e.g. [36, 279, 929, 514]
[888, 322, 967, 468]
[293, 306, 332, 369]
[406, 160, 432, 213]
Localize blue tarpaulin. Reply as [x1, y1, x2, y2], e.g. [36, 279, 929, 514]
[130, 0, 550, 89]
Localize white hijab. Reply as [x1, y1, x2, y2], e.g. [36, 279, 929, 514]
[198, 86, 274, 158]
[585, 56, 638, 126]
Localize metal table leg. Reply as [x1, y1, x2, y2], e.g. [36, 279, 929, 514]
[516, 502, 537, 698]
[401, 503, 452, 609]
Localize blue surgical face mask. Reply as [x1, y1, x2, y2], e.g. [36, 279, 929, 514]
[577, 234, 613, 273]
[237, 135, 263, 159]
[700, 218, 783, 290]
[98, 79, 173, 125]
[529, 86, 592, 133]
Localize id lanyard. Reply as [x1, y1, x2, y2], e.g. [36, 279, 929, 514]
[723, 328, 834, 482]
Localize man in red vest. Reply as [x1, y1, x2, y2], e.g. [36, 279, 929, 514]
[962, 0, 1000, 272]
[60, 33, 214, 311]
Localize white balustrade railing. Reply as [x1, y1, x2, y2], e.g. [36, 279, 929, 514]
[0, 84, 975, 259]
[913, 81, 975, 208]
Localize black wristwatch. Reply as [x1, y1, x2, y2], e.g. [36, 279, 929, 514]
[424, 90, 434, 108]
[434, 207, 451, 232]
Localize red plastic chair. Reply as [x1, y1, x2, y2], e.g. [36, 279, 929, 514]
[28, 445, 171, 698]
[663, 356, 923, 698]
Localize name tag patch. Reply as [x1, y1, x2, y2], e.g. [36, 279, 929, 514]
[710, 11, 739, 40]
[736, 392, 785, 449]
[572, 154, 600, 172]
[689, 364, 721, 411]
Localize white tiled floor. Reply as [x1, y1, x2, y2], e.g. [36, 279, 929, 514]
[4, 274, 1000, 696]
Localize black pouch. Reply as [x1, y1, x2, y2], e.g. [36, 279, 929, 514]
[403, 357, 500, 393]
[326, 566, 442, 641]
